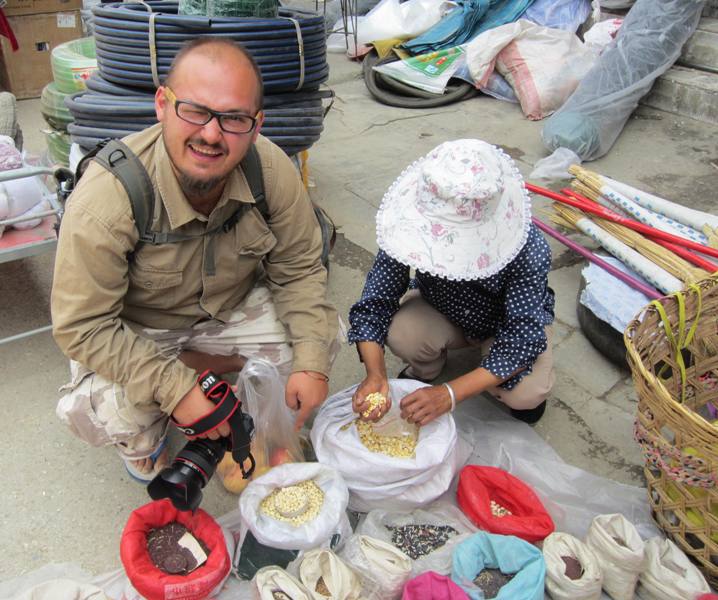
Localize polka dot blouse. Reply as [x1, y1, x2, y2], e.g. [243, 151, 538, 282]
[348, 224, 556, 389]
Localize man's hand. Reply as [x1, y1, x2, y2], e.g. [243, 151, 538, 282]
[400, 385, 452, 427]
[171, 383, 231, 440]
[352, 374, 391, 421]
[286, 371, 329, 431]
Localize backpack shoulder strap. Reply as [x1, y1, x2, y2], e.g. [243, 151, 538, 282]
[92, 139, 156, 244]
[240, 144, 268, 220]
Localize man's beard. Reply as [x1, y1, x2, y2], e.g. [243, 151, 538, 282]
[177, 171, 225, 198]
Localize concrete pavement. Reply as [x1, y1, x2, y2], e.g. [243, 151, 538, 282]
[1, 51, 717, 581]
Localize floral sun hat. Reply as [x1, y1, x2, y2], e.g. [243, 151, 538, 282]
[376, 139, 532, 281]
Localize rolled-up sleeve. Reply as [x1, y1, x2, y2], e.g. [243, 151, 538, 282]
[481, 233, 552, 389]
[51, 178, 197, 415]
[260, 144, 338, 377]
[348, 250, 410, 346]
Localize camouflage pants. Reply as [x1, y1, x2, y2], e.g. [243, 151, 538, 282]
[56, 285, 343, 459]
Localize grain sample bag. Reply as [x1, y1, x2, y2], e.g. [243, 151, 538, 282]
[120, 499, 232, 600]
[253, 565, 312, 599]
[637, 536, 710, 600]
[357, 502, 477, 578]
[339, 534, 412, 599]
[457, 465, 554, 543]
[236, 462, 351, 579]
[311, 379, 461, 511]
[451, 531, 545, 600]
[585, 513, 645, 600]
[299, 549, 362, 600]
[542, 532, 603, 600]
[402, 571, 469, 600]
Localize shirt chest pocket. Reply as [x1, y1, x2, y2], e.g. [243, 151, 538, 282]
[127, 260, 184, 308]
[223, 209, 278, 277]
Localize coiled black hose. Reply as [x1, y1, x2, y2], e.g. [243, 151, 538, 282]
[65, 75, 333, 155]
[92, 2, 328, 93]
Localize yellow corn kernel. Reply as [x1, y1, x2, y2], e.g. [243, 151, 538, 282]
[355, 420, 418, 458]
[361, 392, 387, 418]
[260, 480, 325, 527]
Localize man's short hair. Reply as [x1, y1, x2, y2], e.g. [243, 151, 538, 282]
[163, 37, 264, 111]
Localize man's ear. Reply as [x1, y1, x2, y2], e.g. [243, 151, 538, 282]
[251, 111, 265, 143]
[155, 86, 168, 121]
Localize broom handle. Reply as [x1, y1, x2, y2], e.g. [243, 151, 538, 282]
[527, 183, 718, 260]
[532, 217, 663, 300]
[561, 189, 718, 274]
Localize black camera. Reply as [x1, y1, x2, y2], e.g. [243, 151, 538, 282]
[148, 371, 255, 512]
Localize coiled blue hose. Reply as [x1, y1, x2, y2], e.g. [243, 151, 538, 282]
[92, 2, 329, 93]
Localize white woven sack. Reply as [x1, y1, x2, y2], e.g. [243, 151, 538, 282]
[238, 462, 350, 551]
[339, 534, 411, 599]
[357, 501, 477, 578]
[299, 549, 362, 600]
[585, 513, 645, 600]
[543, 532, 603, 600]
[636, 536, 710, 600]
[311, 379, 459, 512]
[254, 566, 312, 600]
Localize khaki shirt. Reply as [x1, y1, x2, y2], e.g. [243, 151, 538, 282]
[52, 124, 338, 415]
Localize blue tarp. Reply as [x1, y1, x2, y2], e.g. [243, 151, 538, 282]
[402, 0, 538, 55]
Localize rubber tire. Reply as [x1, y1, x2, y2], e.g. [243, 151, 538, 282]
[577, 272, 630, 370]
[362, 50, 477, 108]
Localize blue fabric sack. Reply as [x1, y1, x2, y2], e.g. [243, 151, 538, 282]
[404, 0, 537, 55]
[522, 0, 591, 32]
[451, 532, 545, 600]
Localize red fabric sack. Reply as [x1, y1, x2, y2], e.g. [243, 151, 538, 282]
[457, 465, 554, 543]
[402, 571, 469, 600]
[120, 499, 231, 600]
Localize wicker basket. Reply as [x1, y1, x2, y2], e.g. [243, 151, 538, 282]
[625, 276, 718, 585]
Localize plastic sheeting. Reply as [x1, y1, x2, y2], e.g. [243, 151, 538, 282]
[540, 0, 705, 163]
[522, 0, 591, 32]
[402, 0, 538, 55]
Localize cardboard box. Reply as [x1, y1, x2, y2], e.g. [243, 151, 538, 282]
[2, 0, 82, 17]
[0, 11, 84, 99]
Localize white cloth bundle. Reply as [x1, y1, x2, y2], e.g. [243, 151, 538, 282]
[585, 513, 645, 600]
[339, 534, 412, 599]
[543, 531, 603, 600]
[254, 566, 312, 600]
[299, 549, 362, 600]
[637, 537, 710, 599]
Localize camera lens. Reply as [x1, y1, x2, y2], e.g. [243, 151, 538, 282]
[148, 437, 227, 512]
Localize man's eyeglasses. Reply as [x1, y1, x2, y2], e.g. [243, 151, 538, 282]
[164, 87, 259, 134]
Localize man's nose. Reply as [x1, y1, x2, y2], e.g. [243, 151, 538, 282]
[200, 116, 223, 144]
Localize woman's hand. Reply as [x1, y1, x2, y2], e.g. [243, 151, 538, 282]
[352, 374, 391, 421]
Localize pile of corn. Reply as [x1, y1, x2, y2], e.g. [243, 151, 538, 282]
[490, 500, 512, 517]
[260, 480, 324, 526]
[362, 392, 387, 418]
[356, 420, 418, 458]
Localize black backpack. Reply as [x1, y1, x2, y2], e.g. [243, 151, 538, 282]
[73, 138, 335, 266]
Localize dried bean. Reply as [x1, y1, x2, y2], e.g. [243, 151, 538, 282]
[146, 522, 209, 575]
[561, 555, 583, 580]
[315, 576, 330, 596]
[473, 568, 514, 599]
[386, 524, 458, 560]
[490, 500, 512, 517]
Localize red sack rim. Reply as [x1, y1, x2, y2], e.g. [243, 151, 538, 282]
[120, 499, 230, 600]
[457, 465, 554, 543]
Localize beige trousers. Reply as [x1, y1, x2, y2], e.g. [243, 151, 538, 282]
[386, 290, 554, 410]
[56, 285, 343, 459]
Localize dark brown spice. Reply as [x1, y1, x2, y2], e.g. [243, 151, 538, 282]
[315, 576, 330, 596]
[612, 535, 627, 547]
[146, 522, 210, 575]
[473, 568, 514, 599]
[561, 555, 583, 580]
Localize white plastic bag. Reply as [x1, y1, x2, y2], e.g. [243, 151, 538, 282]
[299, 549, 362, 600]
[311, 379, 461, 512]
[254, 566, 313, 600]
[543, 532, 603, 600]
[585, 513, 645, 600]
[338, 534, 412, 599]
[355, 0, 454, 47]
[238, 462, 351, 551]
[356, 501, 477, 578]
[636, 537, 710, 600]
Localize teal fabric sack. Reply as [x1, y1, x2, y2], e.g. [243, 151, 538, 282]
[451, 532, 545, 600]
